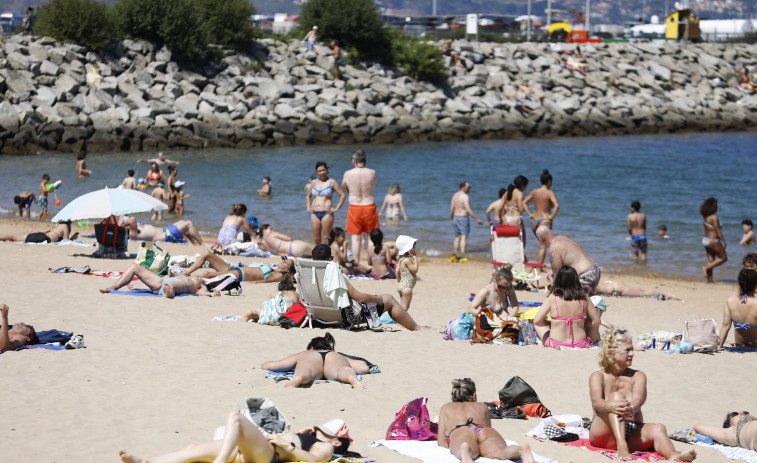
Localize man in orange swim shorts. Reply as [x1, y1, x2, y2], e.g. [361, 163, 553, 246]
[342, 149, 378, 264]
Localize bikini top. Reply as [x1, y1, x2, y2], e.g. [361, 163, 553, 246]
[489, 283, 510, 315]
[704, 218, 715, 228]
[148, 171, 162, 181]
[553, 294, 585, 332]
[311, 179, 334, 197]
[297, 433, 323, 452]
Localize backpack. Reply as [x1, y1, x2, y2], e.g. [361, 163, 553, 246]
[498, 376, 543, 409]
[386, 397, 438, 441]
[443, 312, 475, 340]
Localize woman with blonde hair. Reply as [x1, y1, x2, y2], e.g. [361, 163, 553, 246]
[379, 183, 407, 220]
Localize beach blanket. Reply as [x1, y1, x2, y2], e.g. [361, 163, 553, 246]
[11, 239, 92, 247]
[724, 346, 757, 353]
[671, 428, 757, 462]
[212, 315, 243, 321]
[49, 267, 125, 279]
[370, 439, 555, 463]
[266, 369, 363, 383]
[344, 273, 376, 280]
[109, 289, 194, 297]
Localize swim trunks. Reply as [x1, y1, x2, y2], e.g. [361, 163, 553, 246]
[578, 264, 601, 293]
[452, 215, 470, 236]
[630, 233, 647, 253]
[23, 196, 34, 208]
[39, 197, 47, 208]
[345, 204, 379, 236]
[163, 224, 185, 243]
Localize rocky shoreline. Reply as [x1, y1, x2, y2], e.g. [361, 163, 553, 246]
[0, 34, 755, 154]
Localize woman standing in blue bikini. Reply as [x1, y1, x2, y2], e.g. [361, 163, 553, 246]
[306, 162, 346, 245]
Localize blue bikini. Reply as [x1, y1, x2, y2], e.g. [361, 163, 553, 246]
[311, 180, 334, 221]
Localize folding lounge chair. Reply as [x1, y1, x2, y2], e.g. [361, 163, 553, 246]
[490, 225, 546, 289]
[294, 258, 348, 328]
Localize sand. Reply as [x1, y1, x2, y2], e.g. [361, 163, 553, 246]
[0, 216, 753, 463]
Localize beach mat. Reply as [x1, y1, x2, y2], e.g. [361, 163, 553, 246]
[266, 368, 364, 384]
[724, 346, 757, 353]
[370, 439, 555, 463]
[559, 438, 665, 461]
[109, 289, 194, 297]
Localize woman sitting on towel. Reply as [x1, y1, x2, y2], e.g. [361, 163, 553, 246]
[693, 411, 757, 450]
[438, 377, 535, 463]
[255, 332, 371, 389]
[719, 268, 757, 348]
[119, 414, 352, 463]
[534, 266, 601, 348]
[466, 265, 520, 317]
[589, 329, 697, 462]
[242, 275, 300, 324]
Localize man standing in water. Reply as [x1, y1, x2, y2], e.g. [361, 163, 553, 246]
[342, 149, 378, 265]
[627, 201, 647, 261]
[450, 181, 483, 259]
[524, 169, 559, 265]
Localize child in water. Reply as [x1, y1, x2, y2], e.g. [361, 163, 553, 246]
[396, 235, 419, 310]
[173, 181, 188, 217]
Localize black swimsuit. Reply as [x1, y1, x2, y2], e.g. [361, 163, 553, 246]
[298, 433, 322, 451]
[317, 350, 329, 364]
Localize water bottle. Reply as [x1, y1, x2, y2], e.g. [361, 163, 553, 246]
[346, 249, 353, 261]
[692, 432, 713, 444]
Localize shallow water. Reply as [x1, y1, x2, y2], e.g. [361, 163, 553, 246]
[2, 131, 756, 282]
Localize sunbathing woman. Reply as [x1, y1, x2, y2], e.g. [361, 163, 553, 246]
[255, 333, 370, 389]
[693, 411, 757, 450]
[218, 204, 256, 246]
[119, 412, 351, 463]
[534, 266, 601, 348]
[466, 265, 520, 317]
[257, 224, 314, 258]
[306, 161, 346, 244]
[100, 263, 221, 298]
[0, 221, 75, 243]
[589, 329, 696, 462]
[329, 227, 370, 275]
[368, 228, 395, 279]
[719, 268, 757, 348]
[438, 378, 535, 463]
[184, 249, 294, 283]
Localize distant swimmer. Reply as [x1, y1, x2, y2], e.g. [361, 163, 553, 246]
[122, 170, 136, 190]
[484, 188, 507, 226]
[741, 219, 755, 246]
[145, 163, 164, 187]
[76, 150, 92, 177]
[379, 183, 407, 221]
[450, 180, 483, 259]
[150, 182, 169, 221]
[342, 149, 378, 264]
[524, 169, 559, 265]
[14, 191, 36, 221]
[701, 197, 727, 283]
[137, 151, 179, 166]
[258, 176, 271, 197]
[121, 217, 204, 245]
[627, 201, 647, 261]
[657, 224, 669, 239]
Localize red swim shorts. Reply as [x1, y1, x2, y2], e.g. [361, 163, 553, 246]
[346, 204, 379, 235]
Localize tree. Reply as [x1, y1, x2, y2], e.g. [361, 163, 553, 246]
[385, 27, 447, 83]
[34, 0, 115, 50]
[197, 0, 260, 48]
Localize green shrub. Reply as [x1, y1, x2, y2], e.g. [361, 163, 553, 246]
[34, 0, 115, 50]
[113, 0, 207, 61]
[299, 0, 388, 60]
[386, 28, 447, 83]
[196, 0, 260, 48]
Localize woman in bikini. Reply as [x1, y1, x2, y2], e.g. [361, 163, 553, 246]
[218, 204, 257, 246]
[379, 183, 407, 221]
[119, 412, 351, 463]
[328, 227, 370, 275]
[184, 249, 295, 283]
[719, 268, 757, 348]
[438, 377, 535, 463]
[589, 329, 697, 462]
[255, 333, 373, 389]
[701, 197, 727, 283]
[368, 228, 395, 279]
[257, 224, 314, 258]
[533, 265, 601, 348]
[306, 162, 346, 245]
[146, 162, 163, 187]
[99, 263, 221, 298]
[498, 175, 529, 247]
[694, 411, 757, 450]
[466, 265, 520, 318]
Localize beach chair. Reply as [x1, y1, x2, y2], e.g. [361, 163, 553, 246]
[490, 225, 546, 289]
[294, 258, 348, 328]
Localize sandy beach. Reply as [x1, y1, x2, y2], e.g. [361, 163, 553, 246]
[1, 216, 754, 463]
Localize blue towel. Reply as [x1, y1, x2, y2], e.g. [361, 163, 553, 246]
[37, 329, 72, 344]
[109, 289, 194, 297]
[519, 301, 542, 307]
[724, 346, 757, 353]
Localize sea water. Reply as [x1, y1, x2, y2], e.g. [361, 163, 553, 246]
[1, 131, 756, 281]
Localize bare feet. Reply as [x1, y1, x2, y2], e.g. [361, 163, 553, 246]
[99, 288, 113, 294]
[240, 310, 256, 322]
[119, 449, 147, 463]
[161, 284, 175, 298]
[617, 443, 632, 461]
[283, 376, 306, 388]
[348, 377, 367, 389]
[520, 443, 536, 463]
[672, 449, 697, 461]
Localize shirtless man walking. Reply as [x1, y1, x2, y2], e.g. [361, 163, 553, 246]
[524, 170, 559, 264]
[450, 181, 483, 258]
[341, 149, 378, 264]
[627, 201, 647, 261]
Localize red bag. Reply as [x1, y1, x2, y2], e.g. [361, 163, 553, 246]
[386, 397, 438, 441]
[95, 215, 127, 250]
[278, 302, 307, 329]
[521, 402, 551, 418]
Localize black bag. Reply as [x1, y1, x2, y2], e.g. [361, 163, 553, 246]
[342, 299, 383, 331]
[498, 376, 542, 409]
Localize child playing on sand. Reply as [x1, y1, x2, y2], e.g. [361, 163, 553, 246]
[38, 174, 50, 220]
[589, 329, 697, 462]
[368, 228, 395, 279]
[396, 235, 419, 310]
[379, 183, 407, 220]
[14, 191, 36, 221]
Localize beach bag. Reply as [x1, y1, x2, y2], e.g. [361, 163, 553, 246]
[278, 302, 307, 329]
[136, 241, 170, 275]
[517, 319, 540, 345]
[498, 376, 543, 409]
[443, 312, 475, 340]
[342, 299, 383, 331]
[684, 318, 719, 349]
[238, 397, 290, 435]
[204, 273, 242, 296]
[386, 397, 438, 441]
[95, 214, 127, 252]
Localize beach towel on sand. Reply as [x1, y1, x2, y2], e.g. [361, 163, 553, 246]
[266, 369, 363, 384]
[109, 289, 194, 297]
[671, 429, 757, 462]
[370, 439, 555, 463]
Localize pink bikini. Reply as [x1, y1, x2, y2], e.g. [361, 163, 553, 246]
[544, 295, 594, 348]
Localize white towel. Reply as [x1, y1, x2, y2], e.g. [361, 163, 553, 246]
[371, 439, 556, 463]
[323, 261, 349, 308]
[691, 441, 757, 463]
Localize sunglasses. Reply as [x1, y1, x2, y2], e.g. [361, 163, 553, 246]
[731, 411, 749, 418]
[495, 282, 512, 291]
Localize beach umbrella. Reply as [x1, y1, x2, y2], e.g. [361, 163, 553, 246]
[51, 187, 168, 222]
